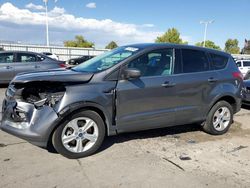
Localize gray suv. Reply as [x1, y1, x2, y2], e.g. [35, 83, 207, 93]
[0, 44, 243, 158]
[0, 51, 66, 83]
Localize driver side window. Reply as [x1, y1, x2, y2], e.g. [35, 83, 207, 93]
[127, 49, 173, 77]
[100, 52, 133, 70]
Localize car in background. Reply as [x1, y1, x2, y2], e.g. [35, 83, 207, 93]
[236, 60, 250, 77]
[66, 55, 94, 66]
[0, 51, 66, 84]
[42, 52, 59, 60]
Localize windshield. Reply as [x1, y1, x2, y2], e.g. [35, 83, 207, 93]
[72, 46, 140, 73]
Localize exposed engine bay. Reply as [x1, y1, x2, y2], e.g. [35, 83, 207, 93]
[8, 81, 66, 108]
[22, 84, 65, 107]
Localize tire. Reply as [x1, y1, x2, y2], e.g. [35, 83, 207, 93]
[52, 110, 105, 159]
[203, 101, 233, 135]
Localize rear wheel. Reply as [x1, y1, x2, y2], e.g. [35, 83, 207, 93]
[52, 110, 105, 159]
[203, 101, 233, 135]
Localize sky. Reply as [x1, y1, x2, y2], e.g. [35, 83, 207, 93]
[0, 0, 249, 49]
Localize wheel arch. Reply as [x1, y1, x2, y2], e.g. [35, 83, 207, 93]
[208, 94, 238, 115]
[46, 102, 117, 149]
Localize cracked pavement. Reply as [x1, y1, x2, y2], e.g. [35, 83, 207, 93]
[1, 87, 250, 188]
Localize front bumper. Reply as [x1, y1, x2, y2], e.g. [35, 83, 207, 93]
[0, 98, 59, 148]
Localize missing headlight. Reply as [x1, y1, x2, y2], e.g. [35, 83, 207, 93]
[20, 82, 66, 108]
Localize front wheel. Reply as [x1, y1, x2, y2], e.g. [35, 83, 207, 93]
[52, 110, 105, 159]
[203, 101, 233, 135]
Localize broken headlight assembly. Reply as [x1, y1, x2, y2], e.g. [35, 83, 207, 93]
[16, 83, 66, 108]
[23, 88, 65, 108]
[32, 91, 65, 108]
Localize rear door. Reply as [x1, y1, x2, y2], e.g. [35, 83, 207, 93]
[13, 52, 42, 76]
[173, 48, 219, 124]
[0, 52, 15, 83]
[116, 48, 177, 133]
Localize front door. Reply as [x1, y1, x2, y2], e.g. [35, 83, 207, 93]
[0, 52, 15, 83]
[116, 48, 177, 133]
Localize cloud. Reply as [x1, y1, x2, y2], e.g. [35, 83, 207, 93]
[141, 24, 155, 28]
[25, 3, 45, 11]
[0, 2, 162, 47]
[49, 6, 65, 16]
[86, 2, 96, 9]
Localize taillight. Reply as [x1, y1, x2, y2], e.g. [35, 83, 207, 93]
[59, 63, 66, 68]
[232, 72, 243, 80]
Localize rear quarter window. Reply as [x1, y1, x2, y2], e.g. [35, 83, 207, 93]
[210, 53, 229, 70]
[37, 55, 45, 62]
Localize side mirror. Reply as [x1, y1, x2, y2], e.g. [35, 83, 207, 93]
[124, 68, 141, 80]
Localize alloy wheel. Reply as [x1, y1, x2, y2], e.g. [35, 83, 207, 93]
[61, 117, 99, 153]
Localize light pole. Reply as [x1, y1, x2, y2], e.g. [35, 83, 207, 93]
[200, 20, 214, 47]
[43, 0, 49, 46]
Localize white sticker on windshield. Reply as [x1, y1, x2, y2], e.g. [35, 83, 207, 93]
[125, 47, 139, 52]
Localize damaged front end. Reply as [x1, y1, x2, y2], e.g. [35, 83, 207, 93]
[1, 82, 66, 147]
[1, 69, 94, 147]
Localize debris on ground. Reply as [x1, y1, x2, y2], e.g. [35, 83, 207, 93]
[227, 145, 248, 153]
[162, 157, 185, 171]
[187, 140, 196, 144]
[179, 154, 192, 161]
[173, 135, 180, 139]
[0, 143, 7, 147]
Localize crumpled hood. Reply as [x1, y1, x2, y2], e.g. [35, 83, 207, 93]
[11, 69, 94, 84]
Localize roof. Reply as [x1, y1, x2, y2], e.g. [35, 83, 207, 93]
[125, 43, 230, 57]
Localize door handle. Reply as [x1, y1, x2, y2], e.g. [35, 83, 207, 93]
[161, 82, 176, 88]
[34, 65, 40, 68]
[5, 66, 13, 69]
[208, 78, 218, 83]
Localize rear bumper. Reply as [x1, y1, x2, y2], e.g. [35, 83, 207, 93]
[0, 99, 59, 148]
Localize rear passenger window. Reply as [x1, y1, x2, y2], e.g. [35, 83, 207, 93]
[173, 49, 182, 74]
[18, 53, 37, 63]
[182, 49, 209, 73]
[210, 53, 229, 70]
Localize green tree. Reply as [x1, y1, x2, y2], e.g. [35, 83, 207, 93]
[64, 35, 94, 48]
[155, 28, 188, 44]
[105, 41, 118, 49]
[224, 39, 240, 54]
[195, 40, 221, 50]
